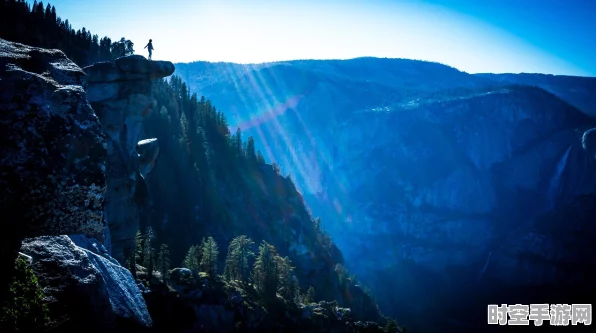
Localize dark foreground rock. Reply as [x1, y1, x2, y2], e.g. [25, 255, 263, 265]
[0, 37, 107, 304]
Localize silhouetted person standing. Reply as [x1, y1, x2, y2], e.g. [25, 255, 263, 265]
[144, 39, 154, 60]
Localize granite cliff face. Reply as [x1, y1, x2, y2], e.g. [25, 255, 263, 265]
[0, 39, 174, 331]
[0, 38, 107, 304]
[314, 86, 596, 330]
[174, 59, 596, 332]
[83, 55, 174, 263]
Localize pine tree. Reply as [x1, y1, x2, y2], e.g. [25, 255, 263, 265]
[276, 256, 298, 302]
[223, 235, 254, 284]
[199, 236, 219, 275]
[313, 217, 332, 250]
[143, 227, 156, 278]
[134, 229, 145, 272]
[234, 128, 243, 159]
[252, 241, 279, 301]
[246, 136, 256, 163]
[182, 245, 200, 272]
[304, 286, 316, 304]
[0, 256, 50, 332]
[385, 319, 398, 333]
[256, 150, 265, 164]
[156, 244, 171, 282]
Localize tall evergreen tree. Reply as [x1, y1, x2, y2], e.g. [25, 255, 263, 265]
[223, 235, 254, 284]
[304, 286, 316, 304]
[276, 256, 298, 302]
[245, 136, 256, 163]
[234, 128, 243, 159]
[199, 236, 219, 275]
[252, 241, 279, 302]
[182, 245, 200, 272]
[143, 227, 156, 278]
[156, 244, 171, 282]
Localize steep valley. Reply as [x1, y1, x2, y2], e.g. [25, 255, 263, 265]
[175, 58, 596, 332]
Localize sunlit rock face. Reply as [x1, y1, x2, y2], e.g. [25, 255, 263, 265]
[20, 236, 153, 332]
[83, 55, 174, 264]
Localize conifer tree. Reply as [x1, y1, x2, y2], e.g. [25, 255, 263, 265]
[199, 236, 219, 275]
[126, 229, 143, 278]
[246, 136, 256, 163]
[252, 241, 279, 301]
[385, 319, 398, 333]
[304, 286, 316, 304]
[223, 235, 254, 284]
[276, 256, 298, 302]
[256, 150, 265, 164]
[143, 227, 156, 278]
[156, 244, 171, 282]
[0, 256, 50, 332]
[134, 229, 145, 271]
[182, 245, 200, 272]
[234, 128, 243, 159]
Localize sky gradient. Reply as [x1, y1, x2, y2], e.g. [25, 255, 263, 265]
[33, 0, 596, 76]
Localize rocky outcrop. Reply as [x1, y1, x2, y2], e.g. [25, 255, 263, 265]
[0, 39, 106, 241]
[83, 55, 174, 263]
[20, 236, 152, 333]
[137, 138, 160, 178]
[0, 38, 171, 329]
[0, 38, 106, 303]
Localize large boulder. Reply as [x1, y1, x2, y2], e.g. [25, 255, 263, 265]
[0, 38, 106, 303]
[83, 56, 174, 263]
[20, 236, 152, 332]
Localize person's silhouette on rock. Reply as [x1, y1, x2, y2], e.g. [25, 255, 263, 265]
[144, 39, 154, 60]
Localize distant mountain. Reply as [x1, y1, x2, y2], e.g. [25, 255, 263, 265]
[476, 72, 596, 117]
[174, 57, 596, 333]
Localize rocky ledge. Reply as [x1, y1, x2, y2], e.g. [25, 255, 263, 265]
[82, 55, 174, 264]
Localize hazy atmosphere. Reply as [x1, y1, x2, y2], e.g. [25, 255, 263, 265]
[36, 0, 596, 75]
[2, 1, 596, 333]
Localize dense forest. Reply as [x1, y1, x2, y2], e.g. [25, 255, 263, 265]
[0, 0, 396, 330]
[0, 0, 133, 66]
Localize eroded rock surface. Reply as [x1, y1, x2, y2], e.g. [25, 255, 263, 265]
[83, 55, 174, 263]
[0, 38, 106, 303]
[20, 236, 152, 333]
[0, 39, 106, 239]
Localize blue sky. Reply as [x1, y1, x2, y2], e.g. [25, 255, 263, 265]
[35, 0, 595, 75]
